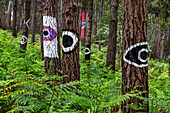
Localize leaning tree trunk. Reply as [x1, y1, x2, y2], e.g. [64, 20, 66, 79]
[121, 0, 149, 113]
[85, 0, 93, 60]
[42, 0, 60, 75]
[62, 0, 80, 83]
[106, 0, 118, 72]
[39, 0, 44, 61]
[31, 0, 37, 44]
[19, 0, 31, 53]
[93, 0, 97, 36]
[12, 0, 17, 37]
[81, 0, 86, 47]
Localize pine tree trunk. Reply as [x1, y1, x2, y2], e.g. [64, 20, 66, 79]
[16, 0, 22, 32]
[85, 0, 93, 60]
[60, 0, 62, 28]
[31, 0, 37, 44]
[98, 0, 104, 51]
[55, 0, 61, 76]
[39, 0, 44, 61]
[1, 0, 4, 29]
[0, 2, 2, 28]
[106, 0, 118, 72]
[42, 0, 60, 75]
[93, 0, 97, 36]
[20, 0, 31, 52]
[62, 0, 80, 83]
[7, 1, 12, 29]
[38, 0, 44, 61]
[20, 0, 25, 29]
[81, 0, 86, 47]
[2, 0, 7, 30]
[121, 0, 149, 112]
[12, 0, 17, 37]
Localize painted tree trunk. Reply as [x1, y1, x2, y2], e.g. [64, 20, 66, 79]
[106, 0, 118, 72]
[12, 0, 17, 37]
[93, 0, 97, 36]
[121, 0, 149, 112]
[39, 0, 44, 61]
[19, 0, 31, 53]
[42, 0, 59, 75]
[81, 0, 86, 47]
[85, 0, 93, 60]
[31, 0, 37, 44]
[62, 0, 80, 83]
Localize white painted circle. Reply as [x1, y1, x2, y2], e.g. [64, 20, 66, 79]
[138, 49, 148, 63]
[85, 48, 90, 55]
[21, 36, 27, 44]
[62, 31, 78, 52]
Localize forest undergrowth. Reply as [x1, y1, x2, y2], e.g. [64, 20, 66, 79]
[0, 29, 169, 113]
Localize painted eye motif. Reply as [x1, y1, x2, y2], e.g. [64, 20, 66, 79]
[85, 45, 90, 55]
[21, 35, 28, 44]
[81, 22, 86, 29]
[43, 26, 57, 41]
[123, 42, 148, 68]
[62, 29, 79, 53]
[85, 44, 91, 60]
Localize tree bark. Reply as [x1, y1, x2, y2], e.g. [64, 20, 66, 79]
[81, 0, 86, 47]
[98, 0, 104, 51]
[16, 0, 22, 32]
[2, 0, 7, 30]
[85, 0, 93, 60]
[55, 0, 62, 76]
[20, 0, 31, 52]
[7, 1, 12, 29]
[12, 0, 17, 37]
[62, 0, 80, 83]
[121, 0, 149, 112]
[39, 0, 44, 61]
[0, 2, 2, 28]
[60, 0, 62, 28]
[93, 0, 97, 36]
[31, 0, 37, 44]
[41, 0, 60, 75]
[106, 0, 118, 72]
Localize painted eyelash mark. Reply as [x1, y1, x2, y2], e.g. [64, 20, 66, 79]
[62, 29, 79, 54]
[123, 42, 148, 68]
[24, 18, 30, 29]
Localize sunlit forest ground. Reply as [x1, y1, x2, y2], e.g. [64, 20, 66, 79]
[0, 29, 169, 112]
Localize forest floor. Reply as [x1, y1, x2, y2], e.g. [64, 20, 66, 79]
[0, 29, 169, 113]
